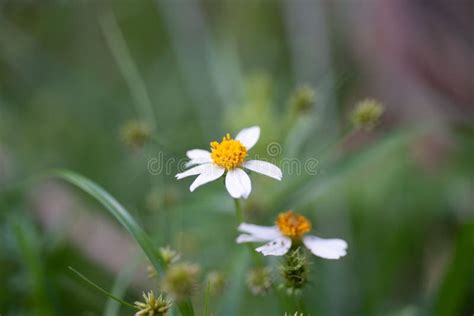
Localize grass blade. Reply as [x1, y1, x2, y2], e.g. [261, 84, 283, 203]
[103, 258, 140, 316]
[68, 267, 136, 310]
[50, 169, 165, 272]
[14, 219, 54, 316]
[50, 169, 195, 316]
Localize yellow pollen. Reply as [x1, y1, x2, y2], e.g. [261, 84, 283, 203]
[276, 210, 311, 239]
[210, 133, 247, 170]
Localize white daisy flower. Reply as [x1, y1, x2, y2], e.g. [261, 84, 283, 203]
[176, 126, 282, 199]
[236, 210, 348, 259]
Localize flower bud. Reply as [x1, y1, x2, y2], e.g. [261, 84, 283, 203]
[120, 120, 151, 148]
[246, 267, 273, 295]
[162, 263, 200, 300]
[350, 98, 384, 130]
[205, 271, 226, 295]
[159, 246, 180, 266]
[289, 86, 315, 114]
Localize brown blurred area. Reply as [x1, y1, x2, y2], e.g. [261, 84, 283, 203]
[347, 0, 473, 122]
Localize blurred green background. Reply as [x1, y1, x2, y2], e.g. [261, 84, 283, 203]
[1, 1, 473, 315]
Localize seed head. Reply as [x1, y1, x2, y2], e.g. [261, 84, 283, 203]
[120, 120, 151, 148]
[162, 263, 200, 300]
[205, 271, 226, 295]
[280, 247, 308, 294]
[159, 246, 180, 266]
[246, 267, 273, 295]
[350, 99, 384, 130]
[134, 291, 171, 316]
[289, 86, 315, 114]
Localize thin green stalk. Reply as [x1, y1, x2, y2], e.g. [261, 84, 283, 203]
[99, 11, 157, 131]
[68, 267, 136, 310]
[14, 221, 53, 316]
[177, 300, 195, 316]
[203, 281, 211, 316]
[233, 198, 243, 223]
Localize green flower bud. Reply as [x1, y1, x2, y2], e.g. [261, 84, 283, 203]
[280, 247, 308, 294]
[289, 85, 315, 114]
[159, 246, 181, 266]
[246, 267, 273, 296]
[134, 291, 172, 316]
[120, 120, 151, 148]
[162, 263, 200, 300]
[350, 98, 384, 130]
[205, 271, 226, 295]
[147, 265, 158, 279]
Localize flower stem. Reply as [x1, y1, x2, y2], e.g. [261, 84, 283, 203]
[234, 198, 243, 223]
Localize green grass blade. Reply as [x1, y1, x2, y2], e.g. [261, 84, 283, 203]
[68, 267, 136, 310]
[14, 220, 54, 316]
[51, 169, 195, 316]
[177, 300, 195, 316]
[203, 280, 211, 316]
[50, 169, 165, 272]
[103, 258, 140, 316]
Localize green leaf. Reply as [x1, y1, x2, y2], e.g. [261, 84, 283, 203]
[51, 169, 166, 272]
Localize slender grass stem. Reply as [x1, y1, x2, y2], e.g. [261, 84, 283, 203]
[68, 267, 136, 310]
[99, 11, 157, 131]
[203, 280, 211, 316]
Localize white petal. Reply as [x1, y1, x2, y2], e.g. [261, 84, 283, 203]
[235, 126, 260, 150]
[255, 237, 292, 256]
[189, 165, 225, 192]
[185, 149, 212, 167]
[176, 163, 213, 179]
[303, 235, 348, 260]
[244, 160, 282, 180]
[185, 157, 212, 168]
[237, 223, 281, 240]
[186, 149, 211, 159]
[225, 168, 252, 199]
[236, 234, 270, 244]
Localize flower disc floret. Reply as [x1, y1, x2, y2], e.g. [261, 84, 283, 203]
[210, 134, 248, 170]
[276, 211, 311, 239]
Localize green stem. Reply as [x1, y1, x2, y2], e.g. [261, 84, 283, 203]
[177, 300, 195, 316]
[234, 198, 243, 223]
[203, 281, 211, 316]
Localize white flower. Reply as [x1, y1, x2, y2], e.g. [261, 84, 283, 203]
[236, 211, 348, 259]
[176, 126, 282, 199]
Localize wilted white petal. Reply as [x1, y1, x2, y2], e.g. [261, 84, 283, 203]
[255, 237, 292, 256]
[244, 160, 282, 180]
[186, 149, 211, 159]
[189, 165, 225, 192]
[303, 235, 348, 260]
[237, 223, 281, 241]
[236, 234, 271, 244]
[225, 168, 252, 199]
[235, 126, 260, 150]
[176, 163, 214, 179]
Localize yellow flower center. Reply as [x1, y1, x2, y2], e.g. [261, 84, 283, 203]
[276, 210, 311, 239]
[210, 134, 247, 170]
